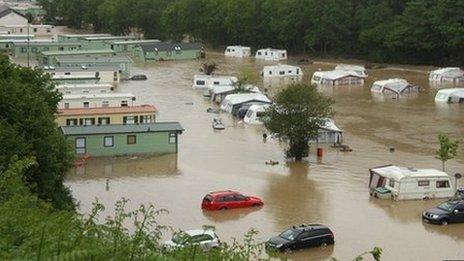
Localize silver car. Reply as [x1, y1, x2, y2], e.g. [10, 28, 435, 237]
[163, 229, 220, 250]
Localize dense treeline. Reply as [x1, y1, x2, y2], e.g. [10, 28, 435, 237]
[39, 0, 464, 65]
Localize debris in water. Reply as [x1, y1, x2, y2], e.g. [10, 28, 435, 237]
[207, 108, 219, 114]
[265, 160, 279, 165]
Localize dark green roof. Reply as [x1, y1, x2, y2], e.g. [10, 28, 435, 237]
[60, 122, 184, 135]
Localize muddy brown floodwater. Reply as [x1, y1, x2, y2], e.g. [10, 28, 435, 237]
[65, 53, 464, 260]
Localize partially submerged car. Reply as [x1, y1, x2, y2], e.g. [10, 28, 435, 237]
[201, 190, 263, 211]
[422, 200, 464, 225]
[266, 224, 334, 252]
[163, 229, 220, 250]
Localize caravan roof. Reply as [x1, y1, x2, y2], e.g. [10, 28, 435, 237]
[371, 78, 416, 94]
[320, 119, 342, 133]
[313, 70, 363, 80]
[223, 93, 271, 105]
[435, 88, 464, 103]
[430, 67, 464, 78]
[370, 165, 449, 182]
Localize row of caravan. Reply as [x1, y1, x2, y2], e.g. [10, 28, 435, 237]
[225, 46, 287, 61]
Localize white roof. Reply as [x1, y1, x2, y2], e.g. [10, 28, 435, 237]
[313, 70, 364, 80]
[62, 93, 135, 99]
[210, 85, 235, 94]
[256, 48, 286, 52]
[335, 64, 365, 72]
[56, 83, 113, 89]
[430, 67, 464, 77]
[248, 104, 270, 112]
[194, 74, 237, 81]
[320, 118, 342, 132]
[226, 45, 250, 49]
[223, 93, 271, 105]
[184, 229, 215, 237]
[52, 75, 97, 79]
[370, 165, 450, 182]
[436, 88, 464, 97]
[263, 64, 301, 70]
[373, 78, 411, 91]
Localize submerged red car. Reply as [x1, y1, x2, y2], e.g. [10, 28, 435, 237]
[201, 190, 264, 211]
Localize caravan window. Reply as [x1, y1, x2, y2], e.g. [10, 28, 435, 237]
[257, 51, 262, 55]
[436, 180, 450, 188]
[256, 112, 266, 118]
[279, 71, 285, 75]
[213, 81, 220, 85]
[313, 76, 321, 81]
[196, 80, 205, 86]
[389, 179, 395, 188]
[418, 180, 430, 187]
[226, 48, 231, 52]
[246, 110, 253, 118]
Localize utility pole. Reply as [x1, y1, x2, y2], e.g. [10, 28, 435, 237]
[27, 22, 30, 67]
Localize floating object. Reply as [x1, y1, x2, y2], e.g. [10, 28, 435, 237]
[212, 118, 225, 130]
[339, 145, 353, 152]
[130, 74, 147, 80]
[389, 147, 395, 152]
[265, 160, 279, 165]
[206, 108, 220, 114]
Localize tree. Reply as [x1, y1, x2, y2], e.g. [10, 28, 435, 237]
[263, 84, 334, 160]
[0, 54, 74, 209]
[436, 134, 459, 172]
[201, 62, 217, 75]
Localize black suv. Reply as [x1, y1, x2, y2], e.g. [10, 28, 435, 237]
[423, 200, 464, 225]
[266, 224, 334, 252]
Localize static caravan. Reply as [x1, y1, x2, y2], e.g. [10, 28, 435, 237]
[57, 34, 112, 43]
[220, 93, 271, 114]
[56, 104, 157, 127]
[60, 122, 184, 157]
[0, 24, 54, 36]
[54, 56, 132, 78]
[429, 67, 464, 83]
[52, 74, 100, 85]
[110, 39, 160, 55]
[59, 93, 136, 109]
[434, 88, 464, 103]
[80, 35, 136, 50]
[210, 84, 261, 104]
[243, 104, 269, 125]
[134, 42, 203, 61]
[335, 64, 367, 77]
[369, 165, 454, 200]
[11, 41, 81, 58]
[371, 78, 419, 95]
[38, 49, 116, 66]
[43, 66, 121, 84]
[55, 83, 114, 95]
[311, 70, 365, 86]
[310, 119, 343, 144]
[224, 45, 251, 58]
[192, 74, 238, 89]
[255, 48, 287, 61]
[262, 64, 303, 78]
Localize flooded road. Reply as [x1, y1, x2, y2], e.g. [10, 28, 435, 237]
[65, 53, 464, 260]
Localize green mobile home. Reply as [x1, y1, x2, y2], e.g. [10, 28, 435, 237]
[110, 39, 160, 56]
[61, 122, 184, 157]
[53, 56, 133, 77]
[133, 42, 203, 61]
[11, 41, 82, 58]
[80, 35, 136, 50]
[38, 49, 116, 66]
[57, 34, 112, 43]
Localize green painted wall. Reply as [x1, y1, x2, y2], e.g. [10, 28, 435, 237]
[68, 131, 179, 157]
[54, 60, 132, 77]
[12, 44, 81, 58]
[133, 48, 200, 61]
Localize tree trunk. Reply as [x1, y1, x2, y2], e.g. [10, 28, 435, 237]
[442, 161, 445, 172]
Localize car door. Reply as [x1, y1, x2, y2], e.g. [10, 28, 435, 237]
[296, 231, 314, 249]
[224, 194, 238, 209]
[234, 194, 249, 208]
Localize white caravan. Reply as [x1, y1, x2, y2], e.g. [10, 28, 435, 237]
[192, 74, 238, 89]
[335, 64, 367, 77]
[224, 45, 251, 58]
[243, 104, 270, 125]
[59, 93, 136, 109]
[261, 64, 303, 78]
[55, 83, 114, 95]
[311, 70, 365, 86]
[434, 88, 464, 103]
[371, 78, 419, 95]
[255, 48, 287, 61]
[369, 165, 454, 200]
[220, 93, 271, 114]
[429, 67, 464, 83]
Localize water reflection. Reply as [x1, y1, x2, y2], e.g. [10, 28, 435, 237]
[202, 207, 263, 223]
[369, 197, 442, 224]
[67, 154, 180, 180]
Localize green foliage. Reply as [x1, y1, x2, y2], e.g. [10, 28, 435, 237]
[263, 83, 334, 160]
[39, 0, 464, 64]
[0, 54, 74, 209]
[436, 134, 459, 171]
[201, 62, 217, 75]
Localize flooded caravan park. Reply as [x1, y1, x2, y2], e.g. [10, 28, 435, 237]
[64, 53, 464, 260]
